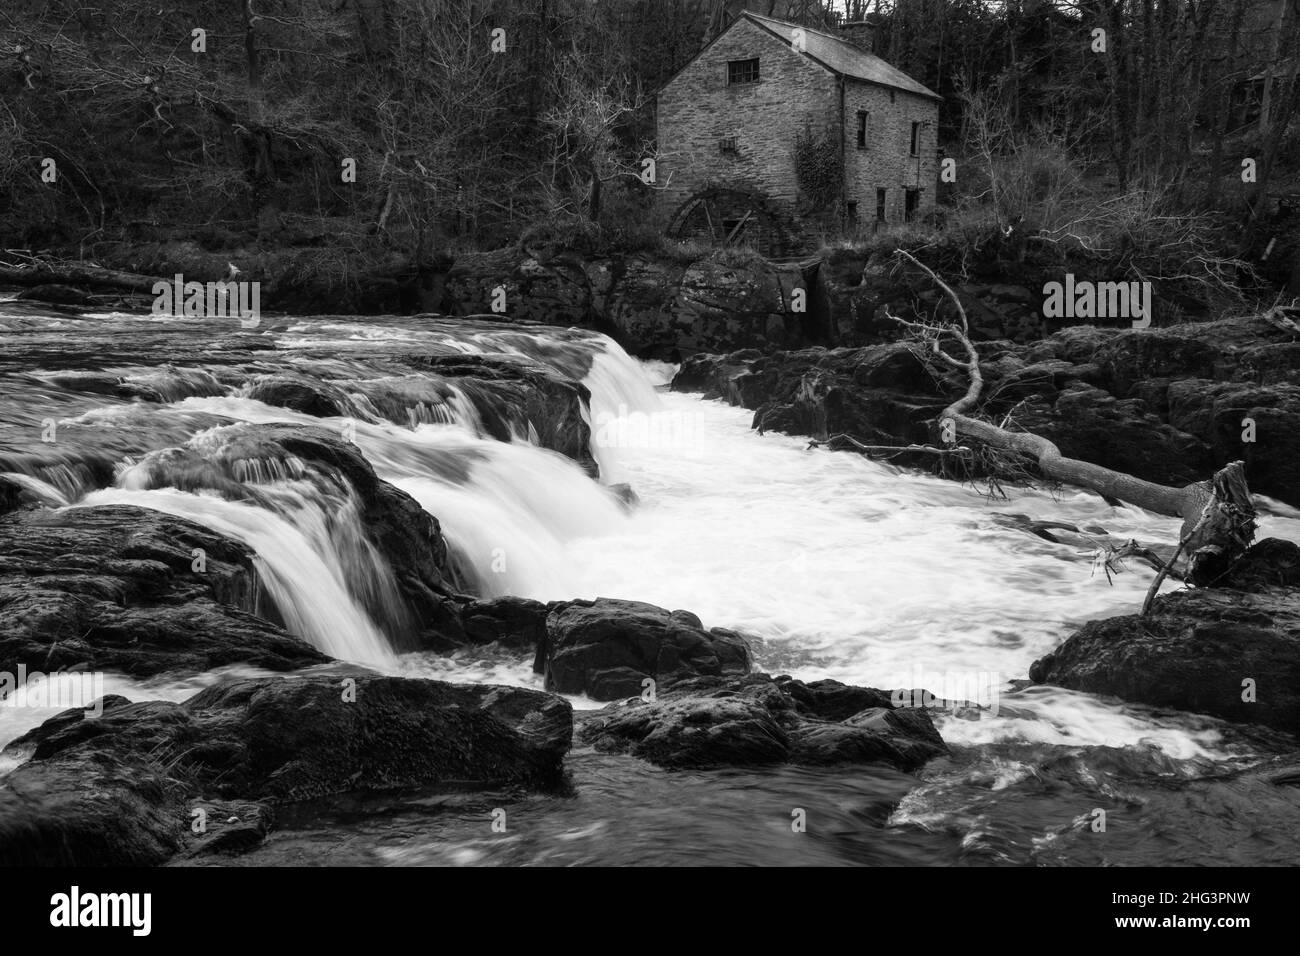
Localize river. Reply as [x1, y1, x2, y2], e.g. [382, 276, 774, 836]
[3, 302, 1299, 865]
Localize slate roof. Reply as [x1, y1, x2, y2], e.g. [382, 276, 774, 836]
[744, 12, 942, 101]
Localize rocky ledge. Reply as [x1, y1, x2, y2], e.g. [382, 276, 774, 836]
[0, 676, 572, 866]
[673, 315, 1300, 507]
[0, 504, 327, 677]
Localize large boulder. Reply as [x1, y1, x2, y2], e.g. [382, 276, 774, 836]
[577, 674, 946, 771]
[0, 675, 573, 865]
[1029, 579, 1300, 733]
[604, 254, 688, 357]
[246, 373, 357, 418]
[668, 257, 806, 355]
[0, 505, 328, 677]
[542, 598, 751, 701]
[1166, 380, 1300, 505]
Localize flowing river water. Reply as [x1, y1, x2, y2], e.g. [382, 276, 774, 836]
[3, 301, 1300, 866]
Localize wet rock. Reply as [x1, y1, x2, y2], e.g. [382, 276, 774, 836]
[577, 674, 946, 771]
[775, 676, 894, 720]
[132, 422, 467, 651]
[673, 344, 951, 468]
[183, 800, 274, 857]
[396, 354, 598, 474]
[607, 483, 640, 510]
[1029, 584, 1300, 733]
[461, 596, 549, 657]
[0, 675, 573, 865]
[1214, 539, 1300, 591]
[0, 476, 25, 516]
[788, 708, 946, 768]
[0, 505, 328, 677]
[246, 374, 354, 417]
[543, 598, 752, 700]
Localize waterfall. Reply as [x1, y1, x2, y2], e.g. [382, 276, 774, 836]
[74, 486, 395, 668]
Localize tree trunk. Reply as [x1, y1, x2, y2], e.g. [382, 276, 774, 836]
[0, 261, 165, 293]
[888, 249, 1258, 581]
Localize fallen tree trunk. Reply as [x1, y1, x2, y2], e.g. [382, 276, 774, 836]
[0, 261, 166, 294]
[888, 249, 1257, 586]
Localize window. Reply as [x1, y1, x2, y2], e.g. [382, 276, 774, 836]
[846, 201, 859, 228]
[856, 111, 868, 149]
[719, 135, 738, 152]
[910, 122, 920, 156]
[728, 58, 760, 85]
[876, 188, 887, 222]
[905, 189, 920, 221]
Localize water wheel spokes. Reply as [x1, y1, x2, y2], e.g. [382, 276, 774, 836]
[724, 210, 753, 246]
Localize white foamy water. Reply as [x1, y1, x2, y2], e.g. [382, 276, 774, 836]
[72, 487, 396, 668]
[149, 334, 1300, 757]
[13, 318, 1292, 761]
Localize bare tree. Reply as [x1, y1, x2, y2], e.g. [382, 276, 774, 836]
[884, 249, 1257, 587]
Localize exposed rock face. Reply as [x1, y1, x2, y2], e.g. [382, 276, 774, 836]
[0, 505, 328, 677]
[672, 315, 1300, 506]
[1029, 576, 1300, 734]
[461, 595, 551, 673]
[396, 354, 599, 474]
[577, 674, 946, 771]
[445, 249, 815, 359]
[247, 355, 599, 476]
[0, 676, 573, 865]
[542, 598, 752, 701]
[820, 247, 1048, 346]
[246, 373, 356, 418]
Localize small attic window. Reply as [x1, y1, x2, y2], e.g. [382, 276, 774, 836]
[719, 135, 738, 152]
[728, 58, 760, 85]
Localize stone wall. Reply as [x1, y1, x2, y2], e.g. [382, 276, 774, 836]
[843, 80, 939, 227]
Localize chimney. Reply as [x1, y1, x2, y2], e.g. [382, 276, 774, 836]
[839, 21, 875, 54]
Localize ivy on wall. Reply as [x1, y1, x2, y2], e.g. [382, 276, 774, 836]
[793, 125, 842, 211]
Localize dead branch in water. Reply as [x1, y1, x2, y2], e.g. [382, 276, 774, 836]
[886, 248, 1257, 586]
[807, 433, 973, 458]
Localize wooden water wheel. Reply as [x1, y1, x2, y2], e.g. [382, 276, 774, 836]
[666, 188, 794, 255]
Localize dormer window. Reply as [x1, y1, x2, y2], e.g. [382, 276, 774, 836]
[720, 135, 738, 152]
[728, 58, 760, 85]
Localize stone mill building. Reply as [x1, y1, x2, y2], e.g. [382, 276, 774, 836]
[656, 11, 942, 255]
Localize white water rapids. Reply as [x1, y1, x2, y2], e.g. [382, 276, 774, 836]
[6, 317, 1300, 765]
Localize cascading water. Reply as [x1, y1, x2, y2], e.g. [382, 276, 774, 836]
[6, 306, 1300, 866]
[76, 486, 395, 668]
